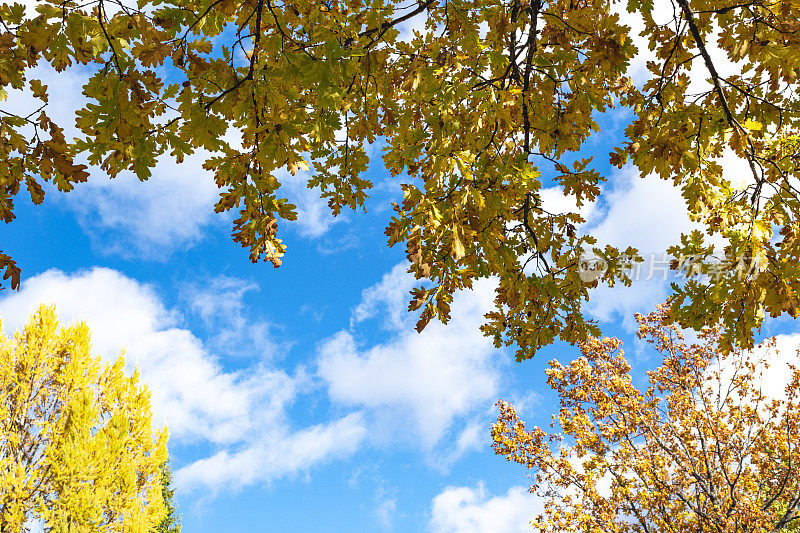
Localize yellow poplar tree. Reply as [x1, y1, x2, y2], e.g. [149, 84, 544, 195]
[492, 304, 800, 532]
[0, 305, 168, 532]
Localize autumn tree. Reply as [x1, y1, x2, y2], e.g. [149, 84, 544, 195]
[0, 305, 168, 531]
[1, 0, 799, 357]
[492, 304, 800, 532]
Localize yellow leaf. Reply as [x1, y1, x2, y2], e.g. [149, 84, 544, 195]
[452, 226, 465, 259]
[743, 119, 763, 131]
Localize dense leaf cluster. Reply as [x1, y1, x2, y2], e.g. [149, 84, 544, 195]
[1, 0, 799, 357]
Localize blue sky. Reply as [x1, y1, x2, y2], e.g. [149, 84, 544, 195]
[6, 108, 795, 531]
[3, 5, 800, 531]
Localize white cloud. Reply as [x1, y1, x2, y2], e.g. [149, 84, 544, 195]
[350, 262, 417, 331]
[613, 3, 741, 93]
[2, 64, 88, 141]
[23, 518, 45, 533]
[175, 412, 366, 491]
[612, 2, 668, 88]
[585, 278, 673, 332]
[429, 483, 543, 533]
[759, 335, 800, 400]
[279, 169, 343, 239]
[718, 147, 757, 191]
[3, 63, 223, 257]
[0, 268, 274, 444]
[0, 262, 520, 496]
[182, 275, 284, 360]
[318, 266, 502, 451]
[439, 418, 488, 466]
[316, 230, 362, 255]
[582, 166, 697, 327]
[711, 334, 800, 405]
[185, 275, 258, 326]
[0, 268, 364, 493]
[397, 13, 430, 43]
[582, 165, 737, 329]
[67, 152, 223, 257]
[590, 165, 695, 254]
[504, 390, 542, 422]
[375, 494, 398, 530]
[539, 185, 596, 222]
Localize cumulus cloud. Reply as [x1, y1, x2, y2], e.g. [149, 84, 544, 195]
[2, 64, 88, 140]
[439, 417, 489, 466]
[68, 153, 223, 257]
[318, 265, 503, 453]
[612, 1, 672, 88]
[175, 413, 366, 491]
[586, 279, 673, 333]
[582, 166, 698, 327]
[0, 268, 262, 443]
[590, 166, 696, 255]
[539, 185, 597, 222]
[397, 12, 430, 42]
[759, 335, 800, 400]
[581, 164, 737, 330]
[0, 268, 364, 493]
[3, 63, 223, 257]
[429, 483, 543, 533]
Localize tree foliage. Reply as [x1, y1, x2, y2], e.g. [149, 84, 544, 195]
[492, 304, 800, 532]
[1, 0, 799, 357]
[0, 305, 168, 531]
[154, 461, 181, 533]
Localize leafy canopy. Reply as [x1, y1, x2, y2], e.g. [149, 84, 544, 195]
[1, 0, 800, 357]
[0, 305, 169, 531]
[493, 304, 800, 532]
